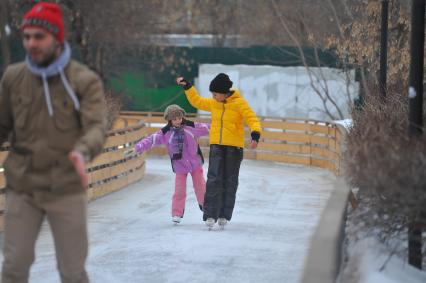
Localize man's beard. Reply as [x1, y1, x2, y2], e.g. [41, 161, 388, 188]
[31, 44, 60, 67]
[36, 51, 58, 67]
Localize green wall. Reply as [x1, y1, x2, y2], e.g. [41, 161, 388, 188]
[110, 73, 194, 112]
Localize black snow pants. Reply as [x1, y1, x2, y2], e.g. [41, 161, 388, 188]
[203, 144, 243, 221]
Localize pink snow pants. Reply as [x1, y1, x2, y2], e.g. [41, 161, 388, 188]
[172, 167, 206, 217]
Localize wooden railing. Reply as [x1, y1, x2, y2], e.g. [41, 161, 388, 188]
[120, 111, 345, 175]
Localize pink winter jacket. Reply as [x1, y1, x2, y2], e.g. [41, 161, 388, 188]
[135, 120, 209, 174]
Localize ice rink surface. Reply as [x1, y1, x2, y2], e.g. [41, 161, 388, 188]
[1, 156, 336, 283]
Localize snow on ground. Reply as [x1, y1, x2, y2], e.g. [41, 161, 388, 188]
[338, 192, 426, 283]
[0, 156, 336, 283]
[333, 119, 353, 131]
[339, 238, 426, 283]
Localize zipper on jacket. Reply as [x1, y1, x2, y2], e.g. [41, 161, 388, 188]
[219, 103, 225, 144]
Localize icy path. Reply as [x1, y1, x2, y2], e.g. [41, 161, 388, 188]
[1, 156, 336, 283]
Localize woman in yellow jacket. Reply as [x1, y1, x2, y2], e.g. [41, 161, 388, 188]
[176, 73, 261, 229]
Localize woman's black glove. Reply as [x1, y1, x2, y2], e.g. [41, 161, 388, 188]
[179, 78, 192, 90]
[251, 131, 260, 143]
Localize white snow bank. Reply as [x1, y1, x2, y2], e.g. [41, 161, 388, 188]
[340, 238, 426, 283]
[333, 119, 352, 131]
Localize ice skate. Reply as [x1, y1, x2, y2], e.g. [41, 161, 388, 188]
[218, 218, 227, 230]
[172, 216, 181, 224]
[205, 218, 215, 230]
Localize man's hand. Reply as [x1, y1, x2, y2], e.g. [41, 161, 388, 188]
[68, 150, 89, 189]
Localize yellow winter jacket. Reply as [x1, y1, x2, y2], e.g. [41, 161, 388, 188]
[185, 86, 261, 148]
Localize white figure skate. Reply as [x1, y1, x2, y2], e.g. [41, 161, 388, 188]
[205, 218, 215, 230]
[172, 216, 181, 224]
[218, 218, 227, 230]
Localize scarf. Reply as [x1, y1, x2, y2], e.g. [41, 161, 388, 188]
[171, 126, 185, 160]
[25, 42, 80, 116]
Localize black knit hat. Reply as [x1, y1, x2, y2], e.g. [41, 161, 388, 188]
[209, 73, 233, 94]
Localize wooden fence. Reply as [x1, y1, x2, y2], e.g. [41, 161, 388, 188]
[120, 111, 345, 175]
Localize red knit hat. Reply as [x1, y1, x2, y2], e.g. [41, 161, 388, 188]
[22, 2, 64, 43]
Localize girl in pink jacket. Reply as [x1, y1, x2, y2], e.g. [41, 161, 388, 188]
[128, 105, 209, 224]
